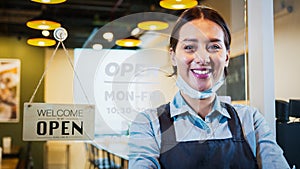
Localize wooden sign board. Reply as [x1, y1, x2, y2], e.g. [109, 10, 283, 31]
[23, 103, 95, 141]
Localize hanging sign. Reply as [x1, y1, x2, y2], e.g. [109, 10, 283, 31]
[23, 103, 95, 141]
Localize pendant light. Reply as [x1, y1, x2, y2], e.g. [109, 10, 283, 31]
[26, 19, 61, 30]
[159, 0, 198, 10]
[115, 36, 141, 47]
[137, 21, 169, 31]
[27, 38, 56, 47]
[26, 11, 61, 30]
[31, 0, 66, 4]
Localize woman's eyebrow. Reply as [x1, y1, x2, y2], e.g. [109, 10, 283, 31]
[181, 38, 198, 43]
[181, 38, 222, 43]
[209, 38, 223, 43]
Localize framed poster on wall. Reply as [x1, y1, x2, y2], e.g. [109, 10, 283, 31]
[0, 59, 20, 122]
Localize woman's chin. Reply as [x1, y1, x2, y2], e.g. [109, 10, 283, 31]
[194, 86, 211, 92]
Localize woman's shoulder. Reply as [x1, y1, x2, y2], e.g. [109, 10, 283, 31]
[135, 108, 158, 121]
[231, 103, 258, 112]
[133, 103, 170, 124]
[230, 103, 264, 123]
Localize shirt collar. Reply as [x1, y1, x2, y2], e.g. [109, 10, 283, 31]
[170, 91, 231, 119]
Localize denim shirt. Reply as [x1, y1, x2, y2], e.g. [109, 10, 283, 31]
[128, 92, 290, 169]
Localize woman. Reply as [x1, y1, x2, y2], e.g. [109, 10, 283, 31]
[128, 6, 289, 169]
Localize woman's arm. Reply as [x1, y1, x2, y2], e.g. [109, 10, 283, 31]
[128, 111, 161, 169]
[253, 108, 290, 169]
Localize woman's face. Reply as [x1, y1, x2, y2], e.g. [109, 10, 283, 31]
[171, 18, 230, 92]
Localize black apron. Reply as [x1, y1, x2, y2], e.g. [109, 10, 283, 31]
[158, 102, 258, 169]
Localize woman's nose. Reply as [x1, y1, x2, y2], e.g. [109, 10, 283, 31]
[193, 50, 210, 64]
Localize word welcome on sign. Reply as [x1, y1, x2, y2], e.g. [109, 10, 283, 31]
[23, 103, 95, 141]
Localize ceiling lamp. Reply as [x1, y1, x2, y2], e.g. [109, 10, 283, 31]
[159, 0, 198, 10]
[103, 32, 114, 42]
[92, 44, 103, 50]
[115, 36, 141, 47]
[131, 27, 141, 36]
[27, 38, 56, 47]
[31, 0, 66, 4]
[42, 30, 50, 37]
[26, 19, 61, 30]
[138, 21, 169, 31]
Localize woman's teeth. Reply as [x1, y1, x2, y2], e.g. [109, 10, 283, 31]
[193, 69, 209, 75]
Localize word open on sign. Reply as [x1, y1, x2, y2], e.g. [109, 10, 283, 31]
[23, 103, 95, 141]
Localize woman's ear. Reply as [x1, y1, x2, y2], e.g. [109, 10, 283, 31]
[170, 48, 177, 66]
[225, 50, 230, 67]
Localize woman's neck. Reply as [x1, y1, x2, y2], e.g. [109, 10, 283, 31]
[180, 91, 215, 119]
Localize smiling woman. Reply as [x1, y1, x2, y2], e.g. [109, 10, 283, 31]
[128, 5, 290, 169]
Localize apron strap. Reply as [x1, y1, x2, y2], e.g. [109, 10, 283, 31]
[220, 102, 245, 141]
[158, 103, 179, 153]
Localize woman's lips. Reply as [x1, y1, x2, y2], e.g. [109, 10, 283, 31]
[191, 68, 211, 79]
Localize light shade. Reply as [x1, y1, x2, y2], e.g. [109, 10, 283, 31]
[115, 37, 141, 47]
[31, 0, 66, 4]
[138, 21, 169, 31]
[92, 43, 103, 50]
[159, 0, 198, 10]
[26, 19, 61, 30]
[27, 38, 56, 47]
[103, 32, 114, 41]
[42, 30, 50, 37]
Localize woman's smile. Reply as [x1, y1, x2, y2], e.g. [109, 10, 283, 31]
[191, 68, 212, 79]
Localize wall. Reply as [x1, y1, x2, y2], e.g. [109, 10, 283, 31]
[274, 0, 300, 100]
[204, 0, 231, 28]
[44, 49, 74, 103]
[0, 36, 45, 169]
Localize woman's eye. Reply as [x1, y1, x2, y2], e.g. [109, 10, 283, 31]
[184, 45, 196, 52]
[207, 44, 221, 52]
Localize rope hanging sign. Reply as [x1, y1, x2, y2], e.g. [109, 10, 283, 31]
[23, 28, 95, 141]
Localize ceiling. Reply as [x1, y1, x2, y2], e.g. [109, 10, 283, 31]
[0, 0, 189, 48]
[0, 0, 288, 49]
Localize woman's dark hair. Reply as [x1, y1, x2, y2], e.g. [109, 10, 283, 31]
[169, 6, 231, 77]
